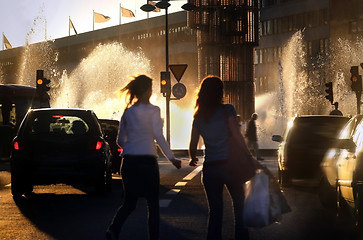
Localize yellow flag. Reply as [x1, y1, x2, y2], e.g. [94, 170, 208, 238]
[69, 18, 78, 35]
[121, 7, 135, 17]
[3, 34, 12, 49]
[94, 12, 111, 23]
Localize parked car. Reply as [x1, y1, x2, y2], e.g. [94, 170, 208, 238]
[320, 114, 363, 229]
[10, 108, 112, 198]
[99, 119, 122, 174]
[272, 115, 349, 187]
[320, 115, 362, 209]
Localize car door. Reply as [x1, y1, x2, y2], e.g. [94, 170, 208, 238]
[338, 118, 363, 203]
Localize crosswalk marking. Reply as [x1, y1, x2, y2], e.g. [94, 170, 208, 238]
[160, 164, 203, 207]
[183, 166, 203, 181]
[166, 189, 181, 195]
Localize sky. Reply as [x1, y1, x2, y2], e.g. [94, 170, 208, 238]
[0, 0, 187, 48]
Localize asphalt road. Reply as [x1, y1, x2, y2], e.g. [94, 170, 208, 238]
[0, 155, 360, 240]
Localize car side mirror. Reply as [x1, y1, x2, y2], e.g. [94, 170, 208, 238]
[335, 138, 356, 152]
[272, 135, 283, 143]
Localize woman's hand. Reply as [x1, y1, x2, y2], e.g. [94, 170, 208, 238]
[189, 158, 199, 167]
[171, 158, 182, 169]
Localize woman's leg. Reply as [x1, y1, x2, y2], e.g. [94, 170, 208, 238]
[107, 156, 138, 237]
[225, 180, 249, 240]
[143, 157, 160, 240]
[202, 166, 225, 240]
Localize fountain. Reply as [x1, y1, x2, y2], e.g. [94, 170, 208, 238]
[256, 31, 363, 149]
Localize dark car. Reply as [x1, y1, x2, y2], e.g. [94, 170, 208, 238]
[272, 115, 349, 187]
[99, 119, 122, 174]
[320, 114, 363, 229]
[10, 108, 112, 198]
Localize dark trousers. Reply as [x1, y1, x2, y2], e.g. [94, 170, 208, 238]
[108, 155, 160, 240]
[202, 162, 249, 240]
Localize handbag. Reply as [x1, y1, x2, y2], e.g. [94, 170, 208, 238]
[223, 106, 257, 183]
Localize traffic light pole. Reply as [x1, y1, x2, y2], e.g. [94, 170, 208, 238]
[356, 91, 361, 114]
[164, 6, 171, 145]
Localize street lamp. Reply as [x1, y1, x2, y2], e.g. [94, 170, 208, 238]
[140, 1, 195, 145]
[141, 0, 172, 144]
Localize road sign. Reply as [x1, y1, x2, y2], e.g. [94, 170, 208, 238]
[172, 83, 187, 99]
[169, 64, 187, 82]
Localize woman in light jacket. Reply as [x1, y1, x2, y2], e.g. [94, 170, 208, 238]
[106, 74, 181, 240]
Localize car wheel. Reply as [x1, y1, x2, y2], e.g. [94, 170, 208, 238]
[354, 185, 363, 230]
[336, 184, 348, 220]
[278, 167, 291, 187]
[105, 165, 112, 193]
[319, 176, 336, 209]
[11, 170, 33, 198]
[94, 175, 107, 195]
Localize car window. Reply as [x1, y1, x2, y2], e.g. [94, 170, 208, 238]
[353, 119, 363, 152]
[31, 115, 89, 135]
[338, 118, 356, 139]
[287, 118, 348, 144]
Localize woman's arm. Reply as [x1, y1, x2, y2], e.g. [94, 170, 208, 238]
[227, 115, 252, 157]
[152, 107, 181, 169]
[188, 125, 200, 166]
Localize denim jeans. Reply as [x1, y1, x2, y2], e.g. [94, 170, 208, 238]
[202, 161, 249, 240]
[108, 155, 160, 240]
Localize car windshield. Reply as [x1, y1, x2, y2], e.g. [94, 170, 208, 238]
[30, 114, 89, 136]
[287, 117, 348, 145]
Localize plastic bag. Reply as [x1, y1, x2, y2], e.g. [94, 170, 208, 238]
[243, 168, 292, 228]
[262, 166, 291, 223]
[243, 170, 270, 227]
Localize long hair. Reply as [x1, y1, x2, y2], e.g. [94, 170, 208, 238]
[194, 75, 224, 122]
[121, 74, 152, 110]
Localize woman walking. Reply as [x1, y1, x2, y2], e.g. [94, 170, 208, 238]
[106, 74, 181, 240]
[189, 76, 252, 240]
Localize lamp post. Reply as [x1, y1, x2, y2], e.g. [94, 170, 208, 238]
[141, 0, 171, 144]
[140, 1, 194, 145]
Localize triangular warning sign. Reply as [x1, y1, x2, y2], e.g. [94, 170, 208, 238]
[169, 64, 188, 82]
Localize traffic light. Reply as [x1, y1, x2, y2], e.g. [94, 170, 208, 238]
[160, 71, 170, 96]
[350, 66, 362, 92]
[36, 69, 51, 95]
[325, 82, 333, 104]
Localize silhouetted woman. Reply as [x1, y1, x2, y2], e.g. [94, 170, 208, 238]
[106, 74, 181, 240]
[189, 76, 251, 240]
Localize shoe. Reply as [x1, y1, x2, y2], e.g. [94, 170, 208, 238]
[257, 157, 264, 161]
[106, 229, 118, 240]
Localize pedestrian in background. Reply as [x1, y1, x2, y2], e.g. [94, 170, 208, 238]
[106, 75, 181, 240]
[189, 76, 251, 240]
[245, 113, 264, 160]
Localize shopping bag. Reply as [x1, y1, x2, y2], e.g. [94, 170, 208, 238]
[243, 170, 270, 227]
[261, 166, 291, 223]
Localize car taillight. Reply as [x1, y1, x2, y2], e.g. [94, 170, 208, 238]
[13, 142, 20, 150]
[95, 141, 103, 150]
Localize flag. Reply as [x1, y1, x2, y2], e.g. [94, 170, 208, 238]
[3, 34, 12, 49]
[148, 1, 161, 12]
[94, 12, 111, 23]
[121, 7, 135, 18]
[69, 18, 78, 35]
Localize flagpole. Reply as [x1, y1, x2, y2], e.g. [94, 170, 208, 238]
[45, 19, 47, 41]
[120, 4, 121, 25]
[93, 10, 95, 31]
[69, 16, 71, 36]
